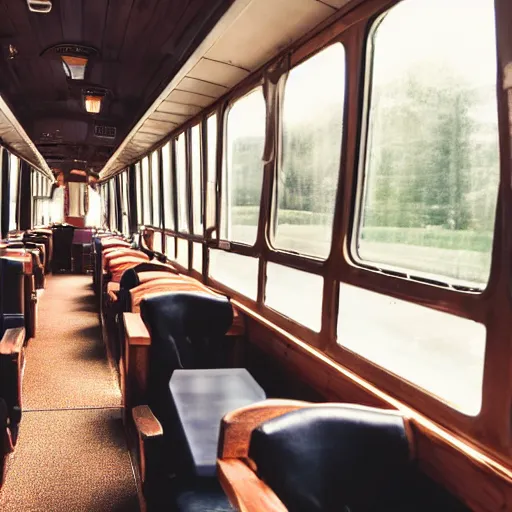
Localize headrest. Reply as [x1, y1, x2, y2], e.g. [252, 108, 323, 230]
[140, 291, 233, 341]
[249, 405, 411, 512]
[119, 262, 178, 290]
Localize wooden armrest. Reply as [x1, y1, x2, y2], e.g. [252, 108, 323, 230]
[132, 405, 163, 439]
[123, 313, 150, 346]
[0, 328, 25, 355]
[218, 459, 287, 512]
[218, 399, 312, 459]
[107, 281, 120, 302]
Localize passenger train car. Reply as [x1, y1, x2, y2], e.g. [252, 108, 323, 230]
[0, 0, 509, 510]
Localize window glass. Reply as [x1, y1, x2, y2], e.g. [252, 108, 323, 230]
[153, 233, 162, 253]
[120, 172, 130, 235]
[274, 44, 345, 259]
[176, 238, 189, 268]
[135, 162, 143, 225]
[86, 186, 101, 227]
[162, 142, 174, 230]
[176, 134, 189, 233]
[192, 242, 202, 273]
[191, 124, 203, 235]
[337, 283, 485, 415]
[222, 88, 266, 245]
[209, 250, 259, 300]
[9, 154, 19, 231]
[109, 179, 117, 230]
[356, 0, 499, 288]
[265, 263, 323, 332]
[206, 114, 217, 229]
[165, 234, 175, 259]
[151, 151, 161, 228]
[141, 157, 151, 226]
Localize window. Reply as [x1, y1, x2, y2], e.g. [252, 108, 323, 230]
[176, 238, 189, 269]
[222, 88, 266, 245]
[165, 234, 175, 259]
[151, 151, 161, 228]
[120, 172, 130, 235]
[192, 242, 202, 273]
[9, 154, 20, 232]
[109, 179, 117, 230]
[176, 133, 189, 233]
[206, 114, 217, 229]
[337, 284, 485, 415]
[135, 162, 143, 225]
[162, 142, 174, 230]
[356, 0, 499, 288]
[265, 263, 323, 332]
[141, 157, 151, 226]
[191, 124, 203, 235]
[274, 44, 345, 259]
[209, 250, 259, 300]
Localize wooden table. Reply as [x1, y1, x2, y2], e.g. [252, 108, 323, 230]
[169, 368, 266, 477]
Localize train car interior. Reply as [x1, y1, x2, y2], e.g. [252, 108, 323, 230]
[0, 0, 509, 510]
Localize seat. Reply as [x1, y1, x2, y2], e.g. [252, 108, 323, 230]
[217, 401, 470, 512]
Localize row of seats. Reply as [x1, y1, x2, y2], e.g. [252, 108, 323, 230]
[0, 227, 55, 484]
[94, 231, 468, 511]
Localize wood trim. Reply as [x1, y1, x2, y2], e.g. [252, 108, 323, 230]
[123, 312, 150, 346]
[132, 405, 163, 439]
[0, 328, 25, 355]
[218, 459, 287, 512]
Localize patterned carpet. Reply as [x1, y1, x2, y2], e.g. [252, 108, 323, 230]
[0, 275, 140, 511]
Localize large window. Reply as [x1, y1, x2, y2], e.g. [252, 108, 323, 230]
[135, 162, 143, 225]
[9, 154, 20, 232]
[151, 151, 161, 228]
[355, 0, 499, 288]
[222, 88, 266, 245]
[191, 124, 203, 235]
[274, 44, 345, 259]
[162, 142, 174, 230]
[206, 114, 217, 230]
[141, 157, 151, 226]
[176, 133, 189, 233]
[120, 172, 130, 235]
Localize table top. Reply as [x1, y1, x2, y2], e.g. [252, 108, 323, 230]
[169, 368, 266, 477]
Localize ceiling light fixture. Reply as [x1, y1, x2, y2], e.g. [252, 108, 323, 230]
[84, 94, 103, 114]
[61, 55, 87, 80]
[27, 0, 52, 14]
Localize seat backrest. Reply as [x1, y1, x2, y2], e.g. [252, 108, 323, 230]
[119, 262, 178, 291]
[248, 405, 411, 512]
[0, 258, 25, 335]
[140, 291, 234, 414]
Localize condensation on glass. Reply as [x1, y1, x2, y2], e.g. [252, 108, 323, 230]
[222, 88, 266, 245]
[141, 156, 151, 226]
[206, 114, 217, 230]
[151, 151, 161, 228]
[209, 250, 259, 300]
[337, 283, 485, 415]
[355, 0, 500, 289]
[274, 43, 345, 259]
[191, 124, 203, 235]
[176, 133, 189, 233]
[162, 142, 174, 230]
[265, 263, 323, 332]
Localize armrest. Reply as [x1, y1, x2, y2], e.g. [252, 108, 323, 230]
[0, 328, 25, 355]
[132, 405, 163, 439]
[218, 459, 287, 512]
[218, 399, 312, 459]
[123, 313, 150, 346]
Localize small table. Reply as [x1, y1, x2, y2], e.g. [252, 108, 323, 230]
[169, 368, 266, 477]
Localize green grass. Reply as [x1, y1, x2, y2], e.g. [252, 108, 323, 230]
[360, 226, 493, 253]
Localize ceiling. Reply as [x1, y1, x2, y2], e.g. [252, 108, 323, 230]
[0, 0, 234, 176]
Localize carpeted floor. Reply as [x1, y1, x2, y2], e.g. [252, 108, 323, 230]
[0, 275, 140, 511]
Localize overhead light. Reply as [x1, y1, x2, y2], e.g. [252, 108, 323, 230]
[27, 0, 52, 13]
[84, 95, 103, 114]
[8, 44, 18, 60]
[61, 55, 87, 80]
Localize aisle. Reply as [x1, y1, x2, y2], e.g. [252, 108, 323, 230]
[0, 275, 139, 511]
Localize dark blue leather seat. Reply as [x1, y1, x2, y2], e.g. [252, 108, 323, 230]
[248, 405, 468, 512]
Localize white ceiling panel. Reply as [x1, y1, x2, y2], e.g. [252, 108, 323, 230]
[178, 76, 229, 98]
[187, 59, 250, 88]
[156, 101, 203, 116]
[204, 0, 335, 71]
[318, 0, 350, 8]
[166, 89, 216, 108]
